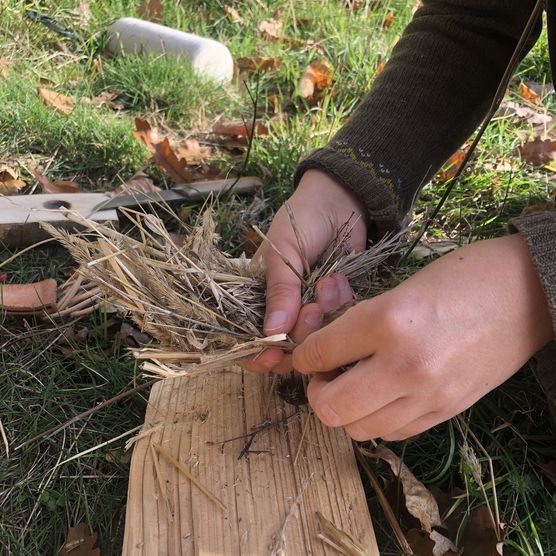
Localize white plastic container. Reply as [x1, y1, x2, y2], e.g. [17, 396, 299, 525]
[107, 17, 234, 83]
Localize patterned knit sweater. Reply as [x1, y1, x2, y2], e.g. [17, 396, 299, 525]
[294, 0, 556, 407]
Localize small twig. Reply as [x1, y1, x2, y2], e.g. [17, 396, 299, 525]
[153, 442, 228, 514]
[252, 225, 309, 287]
[270, 474, 313, 556]
[355, 443, 412, 554]
[0, 419, 9, 458]
[150, 442, 174, 521]
[293, 409, 312, 466]
[14, 379, 156, 452]
[285, 202, 310, 277]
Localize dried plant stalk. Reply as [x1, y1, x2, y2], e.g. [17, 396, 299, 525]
[44, 207, 405, 377]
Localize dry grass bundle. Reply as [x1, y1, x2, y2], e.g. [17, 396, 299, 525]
[44, 207, 405, 377]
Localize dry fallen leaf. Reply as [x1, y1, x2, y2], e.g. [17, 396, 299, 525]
[517, 137, 556, 166]
[58, 523, 100, 556]
[110, 171, 159, 197]
[0, 57, 10, 78]
[223, 5, 242, 23]
[32, 168, 81, 194]
[237, 56, 282, 73]
[368, 445, 444, 533]
[82, 91, 123, 110]
[133, 118, 193, 184]
[175, 139, 211, 165]
[259, 18, 282, 39]
[382, 11, 395, 29]
[459, 506, 504, 556]
[212, 119, 268, 138]
[438, 148, 468, 181]
[299, 59, 333, 99]
[519, 82, 540, 104]
[406, 529, 460, 556]
[137, 0, 163, 19]
[499, 101, 552, 126]
[0, 164, 26, 195]
[37, 87, 75, 115]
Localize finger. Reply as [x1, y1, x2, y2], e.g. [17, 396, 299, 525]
[271, 354, 294, 374]
[306, 355, 403, 427]
[290, 303, 324, 343]
[380, 411, 445, 442]
[292, 299, 381, 374]
[241, 348, 285, 373]
[333, 273, 353, 308]
[342, 398, 424, 441]
[262, 238, 304, 336]
[315, 276, 341, 314]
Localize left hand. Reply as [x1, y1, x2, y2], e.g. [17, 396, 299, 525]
[292, 234, 554, 441]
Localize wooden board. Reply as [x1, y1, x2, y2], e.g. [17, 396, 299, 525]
[0, 193, 118, 247]
[123, 368, 378, 555]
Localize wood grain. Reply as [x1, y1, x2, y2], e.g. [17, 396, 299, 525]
[123, 369, 378, 555]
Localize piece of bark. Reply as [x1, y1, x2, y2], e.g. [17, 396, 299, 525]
[123, 368, 378, 555]
[0, 279, 57, 312]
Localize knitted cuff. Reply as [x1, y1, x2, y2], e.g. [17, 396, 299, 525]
[509, 210, 556, 335]
[294, 147, 403, 240]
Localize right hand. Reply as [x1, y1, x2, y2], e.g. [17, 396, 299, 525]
[242, 169, 367, 373]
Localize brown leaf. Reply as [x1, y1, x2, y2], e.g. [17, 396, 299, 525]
[237, 56, 282, 73]
[240, 226, 264, 255]
[137, 0, 163, 19]
[212, 119, 268, 138]
[519, 82, 540, 104]
[499, 101, 552, 126]
[299, 59, 333, 99]
[382, 11, 396, 29]
[110, 172, 159, 197]
[37, 87, 75, 115]
[32, 168, 81, 193]
[175, 139, 211, 165]
[83, 91, 123, 110]
[259, 18, 282, 39]
[0, 165, 26, 195]
[517, 137, 556, 166]
[438, 148, 468, 181]
[0, 57, 9, 78]
[368, 445, 444, 533]
[223, 5, 242, 23]
[133, 118, 193, 184]
[406, 529, 460, 556]
[58, 523, 99, 556]
[460, 506, 504, 556]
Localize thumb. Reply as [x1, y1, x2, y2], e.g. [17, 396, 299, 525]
[262, 242, 304, 336]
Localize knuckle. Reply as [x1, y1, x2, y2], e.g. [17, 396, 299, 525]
[297, 336, 327, 371]
[266, 281, 297, 302]
[344, 423, 372, 442]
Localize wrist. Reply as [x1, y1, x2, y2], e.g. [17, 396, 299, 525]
[296, 169, 368, 225]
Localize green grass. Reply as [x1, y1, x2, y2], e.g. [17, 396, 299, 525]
[0, 1, 555, 554]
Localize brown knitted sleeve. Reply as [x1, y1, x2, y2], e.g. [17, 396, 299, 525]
[294, 0, 540, 240]
[509, 209, 556, 407]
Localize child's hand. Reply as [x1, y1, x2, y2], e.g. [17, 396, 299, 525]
[293, 235, 553, 441]
[242, 169, 367, 373]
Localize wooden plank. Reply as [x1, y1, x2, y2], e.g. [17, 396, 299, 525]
[123, 368, 379, 555]
[0, 193, 118, 247]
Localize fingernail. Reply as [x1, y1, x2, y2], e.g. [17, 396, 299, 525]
[319, 283, 338, 301]
[264, 310, 287, 332]
[304, 311, 323, 327]
[336, 275, 349, 292]
[318, 403, 341, 427]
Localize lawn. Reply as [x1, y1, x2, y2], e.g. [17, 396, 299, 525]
[0, 1, 555, 554]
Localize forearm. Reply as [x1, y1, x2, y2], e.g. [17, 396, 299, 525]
[295, 0, 540, 239]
